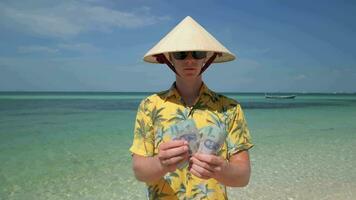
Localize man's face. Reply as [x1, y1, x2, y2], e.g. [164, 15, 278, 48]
[170, 52, 207, 78]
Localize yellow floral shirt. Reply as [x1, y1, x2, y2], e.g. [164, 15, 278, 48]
[129, 82, 253, 200]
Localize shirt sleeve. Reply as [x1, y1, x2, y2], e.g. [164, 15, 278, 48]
[129, 98, 155, 157]
[226, 104, 254, 158]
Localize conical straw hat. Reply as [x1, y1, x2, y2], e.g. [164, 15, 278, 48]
[143, 16, 236, 64]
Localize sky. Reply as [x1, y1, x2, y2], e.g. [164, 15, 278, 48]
[0, 0, 355, 93]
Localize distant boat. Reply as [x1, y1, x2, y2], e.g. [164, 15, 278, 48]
[265, 94, 296, 99]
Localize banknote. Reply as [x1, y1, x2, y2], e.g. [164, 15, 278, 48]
[170, 119, 200, 155]
[168, 119, 200, 168]
[197, 126, 226, 155]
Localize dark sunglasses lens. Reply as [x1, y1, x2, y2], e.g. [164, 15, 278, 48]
[192, 51, 207, 59]
[172, 51, 207, 60]
[172, 52, 188, 60]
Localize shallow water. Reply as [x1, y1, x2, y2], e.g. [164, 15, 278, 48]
[0, 92, 355, 199]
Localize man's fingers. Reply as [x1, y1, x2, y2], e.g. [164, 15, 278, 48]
[190, 161, 214, 177]
[193, 153, 223, 166]
[190, 166, 210, 179]
[159, 140, 188, 150]
[161, 152, 189, 166]
[190, 156, 215, 172]
[159, 145, 189, 160]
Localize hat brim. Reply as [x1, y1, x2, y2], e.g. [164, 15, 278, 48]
[144, 50, 236, 64]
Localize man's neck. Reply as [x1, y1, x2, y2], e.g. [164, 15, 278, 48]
[175, 76, 203, 106]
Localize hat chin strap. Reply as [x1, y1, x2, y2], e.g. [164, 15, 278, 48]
[199, 52, 220, 75]
[154, 53, 221, 76]
[154, 54, 179, 75]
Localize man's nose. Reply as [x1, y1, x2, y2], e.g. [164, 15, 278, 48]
[184, 53, 195, 63]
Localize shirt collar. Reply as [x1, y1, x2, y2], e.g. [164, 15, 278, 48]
[163, 81, 215, 102]
[164, 82, 179, 100]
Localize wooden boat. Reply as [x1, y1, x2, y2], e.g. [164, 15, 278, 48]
[265, 94, 296, 99]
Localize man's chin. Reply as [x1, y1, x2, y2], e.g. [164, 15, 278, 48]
[181, 73, 201, 79]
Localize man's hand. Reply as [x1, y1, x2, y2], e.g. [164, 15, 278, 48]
[189, 153, 228, 180]
[157, 140, 190, 173]
[132, 140, 189, 183]
[189, 151, 251, 187]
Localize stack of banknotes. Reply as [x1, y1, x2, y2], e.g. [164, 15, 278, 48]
[167, 119, 227, 168]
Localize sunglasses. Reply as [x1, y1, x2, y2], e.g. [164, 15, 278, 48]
[171, 51, 207, 60]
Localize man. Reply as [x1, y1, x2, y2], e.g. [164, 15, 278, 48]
[130, 16, 254, 199]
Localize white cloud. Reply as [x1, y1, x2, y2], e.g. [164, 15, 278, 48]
[17, 46, 59, 54]
[0, 1, 170, 38]
[236, 58, 262, 69]
[236, 47, 271, 56]
[17, 43, 100, 54]
[57, 43, 100, 53]
[293, 74, 307, 80]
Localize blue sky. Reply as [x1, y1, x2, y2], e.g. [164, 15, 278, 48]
[0, 0, 355, 92]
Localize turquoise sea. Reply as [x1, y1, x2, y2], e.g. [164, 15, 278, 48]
[0, 92, 355, 200]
